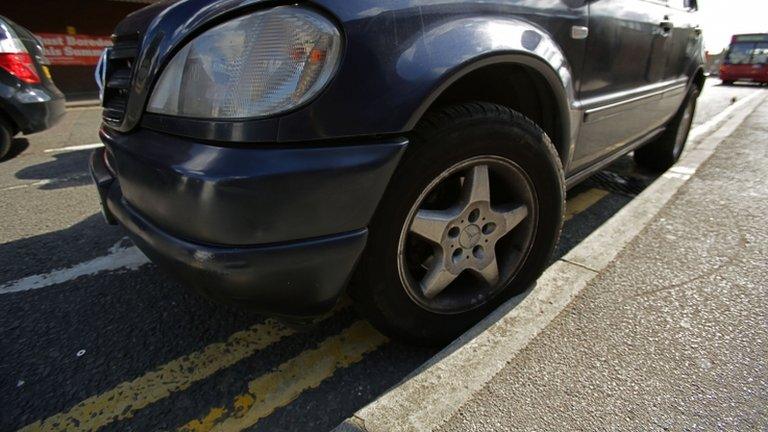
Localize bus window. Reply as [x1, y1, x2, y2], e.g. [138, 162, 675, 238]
[752, 43, 768, 64]
[726, 42, 768, 65]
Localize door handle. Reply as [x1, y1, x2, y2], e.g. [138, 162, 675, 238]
[659, 17, 674, 33]
[693, 25, 702, 36]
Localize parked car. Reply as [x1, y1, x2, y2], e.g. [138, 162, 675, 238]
[91, 0, 705, 343]
[0, 16, 65, 159]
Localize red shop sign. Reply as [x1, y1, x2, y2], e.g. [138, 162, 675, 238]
[35, 33, 113, 66]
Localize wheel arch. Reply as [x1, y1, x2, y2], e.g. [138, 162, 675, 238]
[691, 66, 706, 92]
[399, 17, 578, 169]
[410, 57, 572, 168]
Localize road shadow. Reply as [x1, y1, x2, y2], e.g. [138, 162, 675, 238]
[14, 148, 92, 190]
[0, 213, 126, 283]
[0, 137, 30, 162]
[0, 213, 273, 431]
[714, 81, 768, 89]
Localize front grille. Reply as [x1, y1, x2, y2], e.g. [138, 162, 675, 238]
[102, 35, 139, 126]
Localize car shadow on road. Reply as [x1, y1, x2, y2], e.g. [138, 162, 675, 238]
[14, 149, 92, 190]
[0, 213, 126, 283]
[714, 81, 768, 89]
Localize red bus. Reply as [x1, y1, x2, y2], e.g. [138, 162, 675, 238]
[720, 34, 768, 85]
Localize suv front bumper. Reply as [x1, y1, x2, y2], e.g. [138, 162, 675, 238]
[90, 130, 407, 319]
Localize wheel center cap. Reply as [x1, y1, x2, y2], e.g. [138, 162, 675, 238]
[459, 224, 482, 248]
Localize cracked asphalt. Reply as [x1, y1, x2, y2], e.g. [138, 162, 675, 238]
[1, 80, 763, 431]
[440, 89, 768, 431]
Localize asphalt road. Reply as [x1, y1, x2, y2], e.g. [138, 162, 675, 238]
[0, 80, 761, 432]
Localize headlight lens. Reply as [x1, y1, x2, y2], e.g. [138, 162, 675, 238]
[147, 6, 341, 119]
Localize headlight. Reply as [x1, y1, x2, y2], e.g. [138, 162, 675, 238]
[147, 6, 341, 119]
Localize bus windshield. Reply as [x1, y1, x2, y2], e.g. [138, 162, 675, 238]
[725, 41, 768, 65]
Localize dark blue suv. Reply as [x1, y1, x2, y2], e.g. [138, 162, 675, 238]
[91, 0, 704, 343]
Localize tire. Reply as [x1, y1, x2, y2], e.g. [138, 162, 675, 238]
[634, 86, 700, 172]
[352, 102, 565, 345]
[0, 119, 12, 161]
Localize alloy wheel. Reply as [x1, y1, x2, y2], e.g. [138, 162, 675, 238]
[397, 156, 537, 314]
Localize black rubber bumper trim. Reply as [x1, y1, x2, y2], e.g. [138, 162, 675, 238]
[98, 166, 368, 319]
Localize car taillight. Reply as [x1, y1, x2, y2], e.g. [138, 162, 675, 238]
[0, 52, 41, 84]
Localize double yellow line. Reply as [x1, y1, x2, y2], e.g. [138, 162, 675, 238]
[19, 320, 296, 432]
[19, 188, 609, 432]
[180, 321, 387, 432]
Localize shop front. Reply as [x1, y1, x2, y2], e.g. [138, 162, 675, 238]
[4, 0, 154, 101]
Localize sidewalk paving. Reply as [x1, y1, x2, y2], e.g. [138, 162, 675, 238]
[439, 102, 768, 430]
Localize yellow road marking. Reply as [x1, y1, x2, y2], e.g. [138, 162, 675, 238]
[20, 320, 295, 432]
[564, 188, 609, 221]
[18, 189, 606, 432]
[179, 320, 388, 432]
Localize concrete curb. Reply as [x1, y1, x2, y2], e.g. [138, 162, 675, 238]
[332, 90, 767, 432]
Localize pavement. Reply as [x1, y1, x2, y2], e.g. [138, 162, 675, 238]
[437, 90, 768, 432]
[0, 80, 765, 432]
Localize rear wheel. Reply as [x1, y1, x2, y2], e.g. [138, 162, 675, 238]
[352, 103, 565, 344]
[0, 119, 13, 161]
[634, 87, 699, 172]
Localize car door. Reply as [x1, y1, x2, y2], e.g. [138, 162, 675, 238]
[664, 0, 700, 79]
[570, 0, 677, 172]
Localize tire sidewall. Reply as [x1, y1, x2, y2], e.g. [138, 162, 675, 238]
[0, 121, 12, 161]
[635, 85, 700, 172]
[674, 88, 699, 158]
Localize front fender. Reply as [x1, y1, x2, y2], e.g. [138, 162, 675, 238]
[126, 1, 582, 149]
[397, 16, 577, 147]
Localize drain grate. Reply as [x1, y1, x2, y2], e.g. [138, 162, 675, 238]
[583, 170, 650, 196]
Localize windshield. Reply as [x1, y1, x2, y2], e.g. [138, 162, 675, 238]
[726, 41, 768, 65]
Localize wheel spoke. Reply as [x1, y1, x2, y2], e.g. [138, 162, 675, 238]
[410, 209, 452, 244]
[471, 257, 499, 287]
[495, 203, 529, 235]
[421, 260, 457, 299]
[462, 164, 491, 204]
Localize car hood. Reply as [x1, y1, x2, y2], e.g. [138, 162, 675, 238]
[114, 0, 308, 39]
[113, 0, 181, 39]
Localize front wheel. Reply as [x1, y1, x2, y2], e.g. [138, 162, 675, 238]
[352, 103, 565, 344]
[634, 86, 700, 172]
